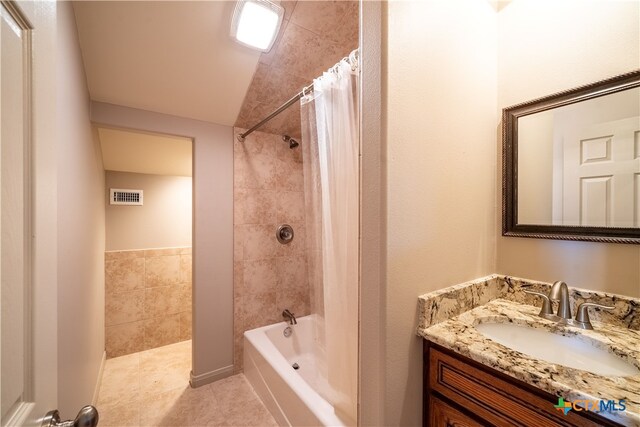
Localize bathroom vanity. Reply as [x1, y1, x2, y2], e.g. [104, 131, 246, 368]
[417, 275, 640, 427]
[424, 342, 623, 427]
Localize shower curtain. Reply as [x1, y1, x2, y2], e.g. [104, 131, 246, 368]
[300, 51, 359, 424]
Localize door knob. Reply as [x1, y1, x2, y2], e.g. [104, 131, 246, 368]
[42, 405, 99, 427]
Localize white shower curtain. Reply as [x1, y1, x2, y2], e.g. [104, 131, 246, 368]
[301, 51, 359, 424]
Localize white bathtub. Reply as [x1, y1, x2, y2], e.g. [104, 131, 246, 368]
[243, 315, 353, 426]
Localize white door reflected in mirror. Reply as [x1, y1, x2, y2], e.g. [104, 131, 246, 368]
[517, 87, 640, 228]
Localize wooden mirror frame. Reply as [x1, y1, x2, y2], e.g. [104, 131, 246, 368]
[502, 70, 640, 244]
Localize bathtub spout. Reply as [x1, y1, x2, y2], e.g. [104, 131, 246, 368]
[282, 309, 297, 325]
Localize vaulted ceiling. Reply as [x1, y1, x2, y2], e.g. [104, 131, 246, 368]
[234, 1, 359, 138]
[72, 1, 358, 134]
[73, 1, 261, 125]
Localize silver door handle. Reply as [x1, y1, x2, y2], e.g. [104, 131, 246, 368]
[42, 405, 98, 427]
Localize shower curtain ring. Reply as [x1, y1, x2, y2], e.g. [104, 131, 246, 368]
[349, 50, 359, 71]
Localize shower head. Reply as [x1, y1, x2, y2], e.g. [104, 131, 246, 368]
[282, 135, 299, 149]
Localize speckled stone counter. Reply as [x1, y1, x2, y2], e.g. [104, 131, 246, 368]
[417, 275, 640, 426]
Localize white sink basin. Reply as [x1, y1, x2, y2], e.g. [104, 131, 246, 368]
[475, 322, 639, 377]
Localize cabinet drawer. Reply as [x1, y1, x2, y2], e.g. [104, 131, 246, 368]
[429, 395, 485, 427]
[429, 347, 606, 427]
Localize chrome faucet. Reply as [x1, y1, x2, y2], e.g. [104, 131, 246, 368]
[525, 281, 614, 330]
[282, 309, 297, 325]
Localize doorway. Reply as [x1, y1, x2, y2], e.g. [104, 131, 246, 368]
[93, 125, 196, 422]
[97, 126, 193, 357]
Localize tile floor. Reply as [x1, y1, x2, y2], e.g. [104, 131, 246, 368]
[96, 340, 278, 426]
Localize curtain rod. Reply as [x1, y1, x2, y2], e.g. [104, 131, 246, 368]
[236, 83, 313, 142]
[236, 49, 359, 143]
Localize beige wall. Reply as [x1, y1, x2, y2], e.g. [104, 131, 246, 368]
[91, 102, 234, 387]
[497, 0, 640, 297]
[384, 1, 498, 425]
[56, 2, 106, 417]
[105, 171, 192, 251]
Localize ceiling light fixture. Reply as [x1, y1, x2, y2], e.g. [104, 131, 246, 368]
[230, 0, 284, 52]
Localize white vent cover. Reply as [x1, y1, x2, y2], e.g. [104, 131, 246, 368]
[110, 189, 143, 206]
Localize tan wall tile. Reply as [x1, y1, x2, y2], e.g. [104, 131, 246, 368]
[106, 289, 144, 327]
[179, 311, 192, 341]
[234, 152, 277, 190]
[234, 225, 244, 261]
[144, 286, 184, 318]
[234, 188, 277, 225]
[289, 0, 358, 47]
[233, 332, 244, 374]
[144, 248, 183, 257]
[276, 256, 307, 293]
[242, 224, 281, 261]
[233, 261, 244, 301]
[234, 129, 277, 158]
[105, 247, 192, 353]
[275, 158, 304, 192]
[106, 321, 145, 358]
[243, 258, 277, 297]
[233, 129, 314, 373]
[144, 314, 181, 350]
[179, 254, 192, 284]
[276, 191, 305, 224]
[272, 22, 344, 79]
[145, 255, 181, 287]
[242, 292, 278, 331]
[276, 288, 310, 318]
[105, 250, 144, 261]
[233, 260, 245, 373]
[105, 258, 145, 294]
[178, 282, 192, 313]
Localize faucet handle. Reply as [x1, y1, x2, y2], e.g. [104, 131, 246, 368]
[524, 290, 555, 317]
[574, 302, 614, 329]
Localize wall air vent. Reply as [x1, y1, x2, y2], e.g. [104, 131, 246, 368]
[110, 189, 143, 206]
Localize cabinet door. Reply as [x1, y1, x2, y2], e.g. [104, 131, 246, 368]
[429, 396, 484, 427]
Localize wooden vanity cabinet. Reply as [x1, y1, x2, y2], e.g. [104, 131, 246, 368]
[423, 340, 625, 427]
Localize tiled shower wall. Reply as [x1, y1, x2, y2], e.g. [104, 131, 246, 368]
[233, 128, 310, 372]
[105, 247, 192, 357]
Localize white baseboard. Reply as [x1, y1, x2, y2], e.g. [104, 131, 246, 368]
[92, 351, 106, 406]
[189, 365, 234, 388]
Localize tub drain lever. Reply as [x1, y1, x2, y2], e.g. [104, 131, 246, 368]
[292, 363, 300, 370]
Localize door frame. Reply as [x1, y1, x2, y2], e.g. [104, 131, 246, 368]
[2, 1, 59, 426]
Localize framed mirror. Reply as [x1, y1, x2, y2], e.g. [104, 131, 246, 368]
[503, 70, 640, 244]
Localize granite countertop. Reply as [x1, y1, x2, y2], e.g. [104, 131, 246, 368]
[416, 275, 640, 426]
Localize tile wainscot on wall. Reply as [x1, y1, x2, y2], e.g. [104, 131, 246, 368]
[105, 247, 192, 357]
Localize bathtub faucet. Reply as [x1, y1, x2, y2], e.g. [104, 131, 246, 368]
[282, 309, 297, 325]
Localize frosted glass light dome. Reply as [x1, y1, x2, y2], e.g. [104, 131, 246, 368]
[230, 0, 284, 52]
